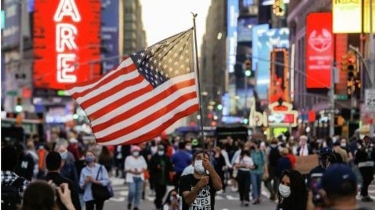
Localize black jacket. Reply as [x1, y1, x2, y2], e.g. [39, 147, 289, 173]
[149, 154, 173, 185]
[45, 172, 81, 210]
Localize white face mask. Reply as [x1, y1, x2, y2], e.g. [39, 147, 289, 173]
[186, 145, 192, 150]
[340, 143, 347, 147]
[157, 151, 164, 156]
[279, 184, 291, 198]
[194, 160, 205, 174]
[133, 151, 140, 157]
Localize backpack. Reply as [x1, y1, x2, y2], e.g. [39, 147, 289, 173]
[268, 146, 281, 167]
[1, 177, 25, 210]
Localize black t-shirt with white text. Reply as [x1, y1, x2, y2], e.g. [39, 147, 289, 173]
[179, 174, 216, 210]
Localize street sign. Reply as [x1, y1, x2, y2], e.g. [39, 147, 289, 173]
[6, 90, 18, 96]
[365, 89, 375, 112]
[336, 94, 348, 100]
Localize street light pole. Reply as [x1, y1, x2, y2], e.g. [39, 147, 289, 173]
[369, 0, 375, 136]
[329, 60, 336, 137]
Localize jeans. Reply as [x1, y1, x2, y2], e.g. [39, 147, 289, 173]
[251, 173, 262, 200]
[264, 166, 278, 198]
[128, 177, 143, 207]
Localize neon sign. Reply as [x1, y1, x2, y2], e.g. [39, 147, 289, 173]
[34, 0, 101, 89]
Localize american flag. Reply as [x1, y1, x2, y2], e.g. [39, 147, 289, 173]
[67, 28, 199, 145]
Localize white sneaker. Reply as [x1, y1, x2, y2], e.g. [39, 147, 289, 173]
[231, 186, 238, 192]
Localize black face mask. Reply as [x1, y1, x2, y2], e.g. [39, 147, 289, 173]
[250, 146, 255, 151]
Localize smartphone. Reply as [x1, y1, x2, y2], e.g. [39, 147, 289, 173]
[310, 173, 324, 206]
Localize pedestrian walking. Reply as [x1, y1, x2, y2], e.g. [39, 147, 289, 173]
[79, 150, 110, 210]
[233, 147, 253, 206]
[125, 145, 148, 210]
[149, 144, 173, 210]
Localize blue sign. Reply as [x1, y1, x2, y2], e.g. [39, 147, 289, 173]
[237, 17, 257, 42]
[227, 0, 239, 73]
[3, 1, 20, 47]
[101, 0, 120, 74]
[253, 28, 289, 99]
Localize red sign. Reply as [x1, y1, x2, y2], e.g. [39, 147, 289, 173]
[269, 49, 289, 103]
[306, 13, 334, 88]
[34, 0, 101, 89]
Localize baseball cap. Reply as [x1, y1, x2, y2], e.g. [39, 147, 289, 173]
[321, 163, 357, 196]
[131, 145, 141, 152]
[320, 147, 333, 156]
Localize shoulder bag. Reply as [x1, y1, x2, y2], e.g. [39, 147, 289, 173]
[91, 165, 114, 200]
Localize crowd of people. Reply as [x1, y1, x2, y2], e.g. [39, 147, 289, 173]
[1, 128, 375, 210]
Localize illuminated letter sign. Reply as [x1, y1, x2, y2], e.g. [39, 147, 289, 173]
[34, 0, 101, 89]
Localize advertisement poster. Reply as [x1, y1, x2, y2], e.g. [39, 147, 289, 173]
[237, 17, 258, 43]
[306, 13, 333, 88]
[3, 0, 20, 47]
[269, 49, 289, 103]
[333, 0, 362, 33]
[33, 0, 101, 89]
[101, 0, 120, 74]
[227, 0, 239, 73]
[254, 28, 289, 99]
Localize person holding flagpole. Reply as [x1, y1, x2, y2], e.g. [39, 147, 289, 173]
[179, 150, 222, 210]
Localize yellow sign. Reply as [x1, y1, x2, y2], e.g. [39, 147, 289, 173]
[333, 0, 362, 33]
[364, 0, 375, 33]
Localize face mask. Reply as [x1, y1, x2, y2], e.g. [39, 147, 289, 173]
[279, 184, 291, 198]
[186, 145, 192, 150]
[85, 156, 95, 163]
[158, 151, 165, 156]
[60, 151, 68, 160]
[194, 160, 205, 174]
[357, 145, 362, 150]
[133, 151, 140, 157]
[340, 143, 347, 147]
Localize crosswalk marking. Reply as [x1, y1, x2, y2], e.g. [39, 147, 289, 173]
[109, 177, 375, 202]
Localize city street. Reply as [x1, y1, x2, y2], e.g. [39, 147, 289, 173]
[104, 177, 375, 210]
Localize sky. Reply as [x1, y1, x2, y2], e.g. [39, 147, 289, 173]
[140, 0, 211, 54]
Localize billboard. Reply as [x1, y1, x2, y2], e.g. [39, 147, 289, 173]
[269, 49, 289, 103]
[101, 0, 120, 74]
[237, 17, 258, 43]
[333, 0, 362, 33]
[33, 0, 101, 90]
[306, 13, 334, 88]
[253, 28, 289, 99]
[3, 1, 20, 47]
[227, 0, 239, 73]
[364, 0, 375, 33]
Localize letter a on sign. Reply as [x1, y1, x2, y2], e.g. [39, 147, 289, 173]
[54, 0, 81, 22]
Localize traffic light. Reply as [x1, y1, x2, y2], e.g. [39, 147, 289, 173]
[244, 59, 254, 78]
[342, 51, 358, 98]
[244, 59, 251, 71]
[15, 97, 23, 113]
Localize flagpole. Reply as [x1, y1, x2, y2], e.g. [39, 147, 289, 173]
[191, 13, 206, 152]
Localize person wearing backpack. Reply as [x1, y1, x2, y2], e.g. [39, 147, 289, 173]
[264, 138, 281, 201]
[1, 145, 29, 210]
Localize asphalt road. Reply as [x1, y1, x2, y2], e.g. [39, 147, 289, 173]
[102, 177, 375, 210]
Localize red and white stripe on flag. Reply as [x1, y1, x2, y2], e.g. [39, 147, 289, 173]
[67, 29, 199, 145]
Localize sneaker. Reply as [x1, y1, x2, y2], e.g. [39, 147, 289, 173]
[127, 203, 132, 210]
[362, 196, 373, 202]
[252, 199, 260, 205]
[244, 201, 249, 207]
[270, 194, 276, 201]
[133, 207, 139, 210]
